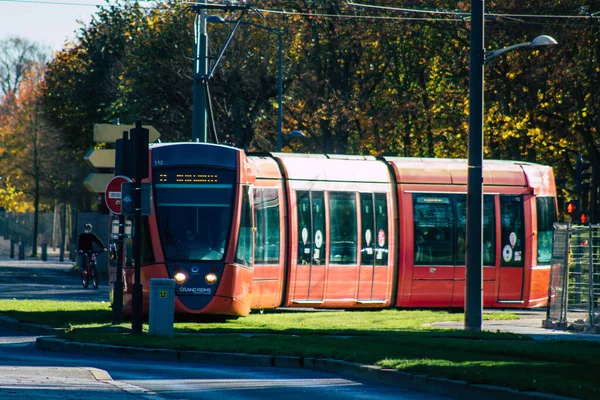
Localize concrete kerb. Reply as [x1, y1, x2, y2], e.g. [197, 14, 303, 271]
[34, 337, 573, 400]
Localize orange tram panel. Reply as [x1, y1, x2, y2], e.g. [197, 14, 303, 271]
[110, 143, 557, 318]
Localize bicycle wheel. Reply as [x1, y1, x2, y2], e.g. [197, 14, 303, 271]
[81, 269, 89, 288]
[91, 265, 99, 289]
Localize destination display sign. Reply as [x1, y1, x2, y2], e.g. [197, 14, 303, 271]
[157, 172, 220, 184]
[155, 168, 235, 185]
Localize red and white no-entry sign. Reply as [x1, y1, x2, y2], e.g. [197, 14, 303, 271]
[104, 175, 131, 215]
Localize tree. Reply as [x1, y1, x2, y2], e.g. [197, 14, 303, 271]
[0, 37, 48, 99]
[0, 64, 68, 255]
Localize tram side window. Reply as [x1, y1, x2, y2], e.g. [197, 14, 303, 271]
[500, 195, 524, 267]
[312, 192, 326, 265]
[455, 195, 495, 265]
[360, 193, 374, 265]
[482, 196, 496, 265]
[374, 193, 389, 265]
[329, 192, 357, 265]
[537, 197, 557, 264]
[235, 185, 253, 267]
[413, 194, 453, 265]
[254, 188, 280, 265]
[297, 191, 312, 265]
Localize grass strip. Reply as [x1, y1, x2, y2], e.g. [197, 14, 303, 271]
[1, 300, 598, 399]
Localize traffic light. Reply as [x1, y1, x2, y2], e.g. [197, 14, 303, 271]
[580, 211, 589, 225]
[565, 200, 579, 217]
[575, 155, 592, 195]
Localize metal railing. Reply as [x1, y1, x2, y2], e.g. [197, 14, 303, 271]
[546, 224, 600, 333]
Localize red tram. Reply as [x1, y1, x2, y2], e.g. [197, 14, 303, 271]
[109, 142, 557, 317]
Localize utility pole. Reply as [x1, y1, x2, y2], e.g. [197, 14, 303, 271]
[192, 9, 208, 142]
[191, 2, 250, 142]
[465, 0, 485, 332]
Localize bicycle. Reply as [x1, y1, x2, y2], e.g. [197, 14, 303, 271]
[80, 250, 102, 289]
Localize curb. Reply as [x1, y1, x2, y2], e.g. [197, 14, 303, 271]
[36, 337, 572, 400]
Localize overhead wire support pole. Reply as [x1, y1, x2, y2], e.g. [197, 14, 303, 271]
[465, 0, 485, 332]
[206, 15, 247, 79]
[192, 8, 208, 142]
[190, 1, 252, 142]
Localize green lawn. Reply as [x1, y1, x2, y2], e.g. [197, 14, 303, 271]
[1, 299, 598, 399]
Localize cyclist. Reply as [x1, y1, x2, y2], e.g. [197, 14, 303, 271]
[77, 223, 106, 269]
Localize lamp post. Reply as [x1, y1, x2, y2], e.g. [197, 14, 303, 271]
[466, 1, 557, 331]
[208, 17, 286, 151]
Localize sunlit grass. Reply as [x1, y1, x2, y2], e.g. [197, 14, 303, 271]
[1, 299, 599, 399]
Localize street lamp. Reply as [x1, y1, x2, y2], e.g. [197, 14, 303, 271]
[208, 16, 287, 151]
[485, 35, 558, 64]
[466, 1, 557, 332]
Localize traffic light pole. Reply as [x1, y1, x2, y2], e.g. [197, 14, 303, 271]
[111, 131, 130, 325]
[130, 120, 149, 334]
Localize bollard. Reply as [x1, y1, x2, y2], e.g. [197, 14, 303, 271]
[41, 242, 47, 261]
[149, 278, 176, 337]
[18, 242, 25, 260]
[10, 239, 14, 259]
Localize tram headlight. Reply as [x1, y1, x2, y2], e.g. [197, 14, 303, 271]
[205, 273, 217, 285]
[174, 272, 187, 284]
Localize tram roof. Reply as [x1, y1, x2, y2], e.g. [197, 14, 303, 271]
[382, 157, 553, 188]
[273, 153, 392, 183]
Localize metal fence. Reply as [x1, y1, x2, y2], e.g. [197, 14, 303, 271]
[545, 223, 600, 333]
[0, 208, 109, 267]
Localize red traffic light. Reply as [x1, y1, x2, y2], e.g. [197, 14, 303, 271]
[566, 201, 578, 215]
[581, 213, 588, 224]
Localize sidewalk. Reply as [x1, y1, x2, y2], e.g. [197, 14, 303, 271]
[431, 310, 600, 341]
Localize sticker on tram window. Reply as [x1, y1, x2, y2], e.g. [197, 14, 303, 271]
[315, 230, 323, 249]
[376, 249, 383, 260]
[502, 245, 513, 262]
[514, 251, 522, 261]
[314, 249, 320, 259]
[378, 229, 386, 247]
[509, 232, 517, 248]
[302, 227, 309, 245]
[365, 229, 372, 246]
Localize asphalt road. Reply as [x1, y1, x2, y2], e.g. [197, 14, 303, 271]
[0, 258, 452, 399]
[0, 326, 451, 400]
[0, 258, 109, 302]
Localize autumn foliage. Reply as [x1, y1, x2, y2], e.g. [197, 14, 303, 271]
[1, 1, 600, 213]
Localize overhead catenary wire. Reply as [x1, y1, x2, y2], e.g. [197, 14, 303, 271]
[0, 0, 160, 7]
[254, 8, 465, 22]
[0, 0, 596, 23]
[348, 0, 600, 20]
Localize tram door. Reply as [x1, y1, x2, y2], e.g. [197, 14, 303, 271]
[498, 195, 525, 302]
[358, 193, 389, 302]
[294, 191, 326, 303]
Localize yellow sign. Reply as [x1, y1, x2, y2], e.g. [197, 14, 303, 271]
[159, 291, 167, 298]
[84, 149, 116, 169]
[93, 124, 161, 143]
[83, 173, 113, 193]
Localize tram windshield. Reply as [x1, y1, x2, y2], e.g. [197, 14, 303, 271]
[154, 168, 235, 261]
